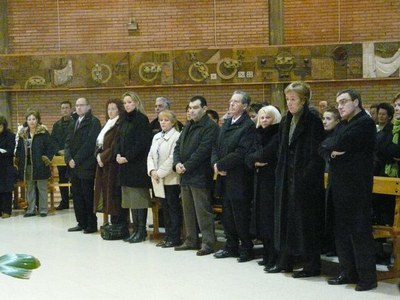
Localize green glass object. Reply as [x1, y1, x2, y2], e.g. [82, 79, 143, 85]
[0, 254, 41, 279]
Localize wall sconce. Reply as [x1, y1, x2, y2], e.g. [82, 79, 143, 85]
[127, 18, 138, 32]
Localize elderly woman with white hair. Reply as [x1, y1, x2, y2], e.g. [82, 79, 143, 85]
[246, 105, 282, 269]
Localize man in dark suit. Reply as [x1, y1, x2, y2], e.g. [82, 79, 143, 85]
[212, 91, 256, 262]
[320, 89, 377, 291]
[173, 96, 218, 256]
[65, 97, 101, 234]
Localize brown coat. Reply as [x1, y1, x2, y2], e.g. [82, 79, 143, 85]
[93, 121, 121, 216]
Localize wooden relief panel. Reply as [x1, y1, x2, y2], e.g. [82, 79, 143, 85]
[1, 42, 398, 90]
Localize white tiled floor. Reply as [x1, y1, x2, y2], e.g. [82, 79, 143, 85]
[0, 209, 399, 300]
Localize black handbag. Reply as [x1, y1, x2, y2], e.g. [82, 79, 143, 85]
[100, 224, 130, 240]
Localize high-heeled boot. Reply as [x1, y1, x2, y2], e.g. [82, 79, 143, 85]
[124, 209, 138, 242]
[131, 209, 148, 243]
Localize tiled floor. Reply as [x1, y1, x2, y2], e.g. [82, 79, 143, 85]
[0, 209, 398, 300]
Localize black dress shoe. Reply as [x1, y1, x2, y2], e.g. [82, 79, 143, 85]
[39, 213, 47, 217]
[292, 270, 321, 278]
[355, 282, 377, 291]
[56, 204, 69, 211]
[174, 243, 198, 251]
[265, 265, 293, 273]
[196, 247, 214, 256]
[124, 233, 136, 242]
[258, 259, 267, 266]
[83, 227, 98, 234]
[68, 225, 83, 232]
[237, 252, 254, 263]
[162, 241, 176, 248]
[214, 249, 239, 259]
[327, 275, 357, 285]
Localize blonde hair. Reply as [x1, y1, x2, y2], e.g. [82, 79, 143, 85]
[158, 110, 179, 131]
[122, 91, 146, 115]
[256, 105, 282, 128]
[284, 81, 311, 105]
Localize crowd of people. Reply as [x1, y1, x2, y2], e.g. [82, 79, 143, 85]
[2, 81, 400, 292]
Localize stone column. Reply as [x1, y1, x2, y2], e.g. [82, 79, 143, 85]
[269, 0, 285, 111]
[0, 0, 11, 128]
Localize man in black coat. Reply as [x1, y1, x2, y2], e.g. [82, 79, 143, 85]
[212, 91, 256, 262]
[150, 96, 183, 135]
[51, 101, 72, 210]
[320, 89, 377, 291]
[65, 98, 101, 234]
[173, 96, 219, 256]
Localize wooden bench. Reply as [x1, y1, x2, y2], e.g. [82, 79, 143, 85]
[370, 176, 400, 279]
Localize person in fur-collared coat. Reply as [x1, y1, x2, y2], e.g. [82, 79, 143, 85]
[16, 110, 55, 217]
[267, 82, 325, 278]
[245, 105, 281, 268]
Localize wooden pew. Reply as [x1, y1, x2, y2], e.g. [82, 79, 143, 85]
[370, 176, 400, 280]
[48, 156, 71, 212]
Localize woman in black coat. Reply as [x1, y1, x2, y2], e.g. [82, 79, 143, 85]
[0, 116, 16, 218]
[116, 91, 152, 243]
[246, 105, 281, 268]
[16, 110, 55, 217]
[267, 82, 325, 278]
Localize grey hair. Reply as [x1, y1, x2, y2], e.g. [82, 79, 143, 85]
[232, 90, 251, 106]
[156, 96, 171, 109]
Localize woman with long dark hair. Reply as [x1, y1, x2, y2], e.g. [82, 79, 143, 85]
[94, 99, 128, 225]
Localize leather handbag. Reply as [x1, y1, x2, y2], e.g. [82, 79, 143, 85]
[100, 224, 130, 240]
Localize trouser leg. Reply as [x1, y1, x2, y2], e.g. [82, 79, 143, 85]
[191, 187, 215, 249]
[160, 196, 171, 241]
[352, 231, 377, 285]
[57, 166, 70, 206]
[26, 180, 37, 214]
[181, 186, 199, 247]
[164, 185, 182, 243]
[334, 231, 359, 280]
[231, 196, 253, 251]
[36, 179, 48, 214]
[70, 176, 86, 228]
[80, 178, 97, 228]
[0, 192, 12, 215]
[222, 195, 239, 251]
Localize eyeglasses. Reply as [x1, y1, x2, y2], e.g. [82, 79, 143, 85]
[336, 98, 352, 108]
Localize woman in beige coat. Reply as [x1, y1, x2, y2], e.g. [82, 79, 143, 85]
[147, 110, 182, 247]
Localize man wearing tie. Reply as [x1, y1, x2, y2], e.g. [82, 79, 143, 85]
[65, 97, 101, 234]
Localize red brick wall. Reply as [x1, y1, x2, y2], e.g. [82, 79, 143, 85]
[284, 0, 400, 44]
[7, 0, 269, 53]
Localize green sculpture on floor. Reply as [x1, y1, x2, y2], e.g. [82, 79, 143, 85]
[0, 254, 41, 279]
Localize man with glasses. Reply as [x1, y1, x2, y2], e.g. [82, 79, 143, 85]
[65, 98, 101, 234]
[320, 89, 377, 291]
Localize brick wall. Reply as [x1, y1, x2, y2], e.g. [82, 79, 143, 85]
[7, 0, 269, 53]
[284, 0, 400, 44]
